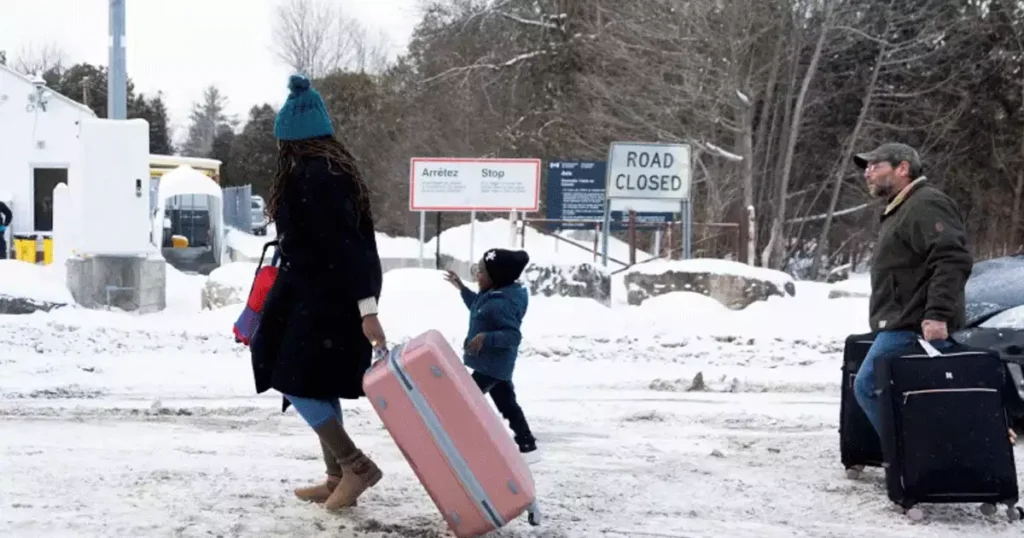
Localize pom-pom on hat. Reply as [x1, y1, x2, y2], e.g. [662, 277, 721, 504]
[273, 74, 334, 141]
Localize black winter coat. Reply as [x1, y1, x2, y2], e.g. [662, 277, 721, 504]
[250, 156, 383, 406]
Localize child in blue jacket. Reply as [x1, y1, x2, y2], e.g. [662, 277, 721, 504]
[445, 248, 538, 461]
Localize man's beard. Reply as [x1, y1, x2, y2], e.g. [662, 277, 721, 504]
[868, 176, 894, 198]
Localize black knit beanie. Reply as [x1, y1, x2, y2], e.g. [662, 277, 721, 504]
[482, 248, 530, 289]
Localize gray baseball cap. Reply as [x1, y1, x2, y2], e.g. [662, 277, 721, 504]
[853, 142, 922, 170]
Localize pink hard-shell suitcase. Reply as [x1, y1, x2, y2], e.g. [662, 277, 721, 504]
[363, 329, 541, 537]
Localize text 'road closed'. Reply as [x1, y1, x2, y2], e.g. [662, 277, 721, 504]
[607, 144, 691, 200]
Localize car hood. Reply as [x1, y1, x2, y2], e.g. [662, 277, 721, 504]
[965, 255, 1024, 328]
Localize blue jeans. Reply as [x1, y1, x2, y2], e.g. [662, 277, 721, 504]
[853, 330, 951, 434]
[283, 393, 342, 428]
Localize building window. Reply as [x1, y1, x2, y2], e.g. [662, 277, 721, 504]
[33, 167, 68, 232]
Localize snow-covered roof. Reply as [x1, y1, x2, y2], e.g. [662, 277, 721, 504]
[0, 63, 97, 117]
[150, 154, 222, 170]
[157, 165, 223, 200]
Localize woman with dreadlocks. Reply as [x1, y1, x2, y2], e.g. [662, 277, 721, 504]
[250, 74, 387, 510]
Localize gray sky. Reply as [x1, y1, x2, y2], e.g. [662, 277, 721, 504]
[0, 0, 420, 144]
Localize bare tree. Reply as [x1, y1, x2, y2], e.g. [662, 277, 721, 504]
[270, 0, 380, 78]
[244, 0, 1024, 267]
[10, 41, 66, 76]
[761, 0, 835, 269]
[349, 25, 393, 73]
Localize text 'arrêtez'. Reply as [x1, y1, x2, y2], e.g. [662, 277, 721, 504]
[421, 168, 458, 177]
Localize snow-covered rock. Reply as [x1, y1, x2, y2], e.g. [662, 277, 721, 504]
[623, 259, 796, 309]
[521, 262, 611, 305]
[201, 262, 256, 310]
[0, 294, 66, 315]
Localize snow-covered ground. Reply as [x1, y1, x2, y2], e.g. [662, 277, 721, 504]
[2, 231, 1022, 537]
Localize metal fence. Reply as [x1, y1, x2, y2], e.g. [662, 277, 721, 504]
[222, 185, 252, 231]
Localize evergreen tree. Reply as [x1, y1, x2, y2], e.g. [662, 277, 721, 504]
[228, 104, 278, 197]
[38, 62, 171, 154]
[180, 85, 237, 158]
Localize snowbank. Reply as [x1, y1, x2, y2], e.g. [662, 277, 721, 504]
[202, 262, 257, 310]
[829, 272, 871, 298]
[224, 224, 277, 262]
[426, 218, 648, 266]
[377, 232, 433, 260]
[627, 258, 795, 291]
[0, 260, 73, 305]
[378, 268, 471, 343]
[623, 258, 796, 309]
[225, 223, 433, 264]
[208, 262, 258, 288]
[0, 258, 869, 342]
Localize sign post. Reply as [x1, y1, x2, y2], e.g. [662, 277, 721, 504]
[418, 211, 426, 267]
[601, 142, 692, 266]
[410, 158, 541, 270]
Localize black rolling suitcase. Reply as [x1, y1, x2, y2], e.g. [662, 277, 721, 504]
[839, 332, 884, 478]
[876, 337, 1023, 522]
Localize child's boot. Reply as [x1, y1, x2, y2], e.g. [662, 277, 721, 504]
[516, 435, 541, 464]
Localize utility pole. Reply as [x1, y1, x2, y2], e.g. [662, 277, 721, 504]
[108, 0, 127, 119]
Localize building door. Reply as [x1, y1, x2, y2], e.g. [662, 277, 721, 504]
[33, 168, 68, 232]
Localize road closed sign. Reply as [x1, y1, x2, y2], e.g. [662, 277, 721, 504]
[606, 142, 691, 200]
[409, 157, 541, 211]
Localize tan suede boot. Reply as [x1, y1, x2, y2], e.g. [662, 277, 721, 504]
[323, 449, 383, 511]
[294, 474, 341, 503]
[294, 441, 356, 506]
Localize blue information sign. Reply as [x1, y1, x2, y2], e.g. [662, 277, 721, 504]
[544, 160, 674, 231]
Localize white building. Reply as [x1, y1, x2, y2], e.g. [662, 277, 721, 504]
[0, 63, 96, 241]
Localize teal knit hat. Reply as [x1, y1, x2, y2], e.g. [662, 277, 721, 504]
[274, 75, 334, 141]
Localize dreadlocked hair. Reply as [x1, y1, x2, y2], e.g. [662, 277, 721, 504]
[266, 137, 374, 224]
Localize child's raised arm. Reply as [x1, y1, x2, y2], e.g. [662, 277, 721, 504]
[444, 270, 478, 308]
[459, 287, 478, 309]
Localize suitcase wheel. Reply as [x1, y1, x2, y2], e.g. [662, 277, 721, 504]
[527, 502, 541, 526]
[979, 503, 1023, 522]
[893, 504, 925, 522]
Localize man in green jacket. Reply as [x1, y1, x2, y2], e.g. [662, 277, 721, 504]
[850, 142, 974, 435]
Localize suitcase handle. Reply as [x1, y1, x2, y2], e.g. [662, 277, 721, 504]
[917, 337, 944, 358]
[371, 344, 389, 363]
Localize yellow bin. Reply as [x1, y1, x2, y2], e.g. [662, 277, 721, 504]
[13, 237, 35, 263]
[11, 235, 53, 264]
[42, 237, 53, 265]
[171, 235, 189, 248]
